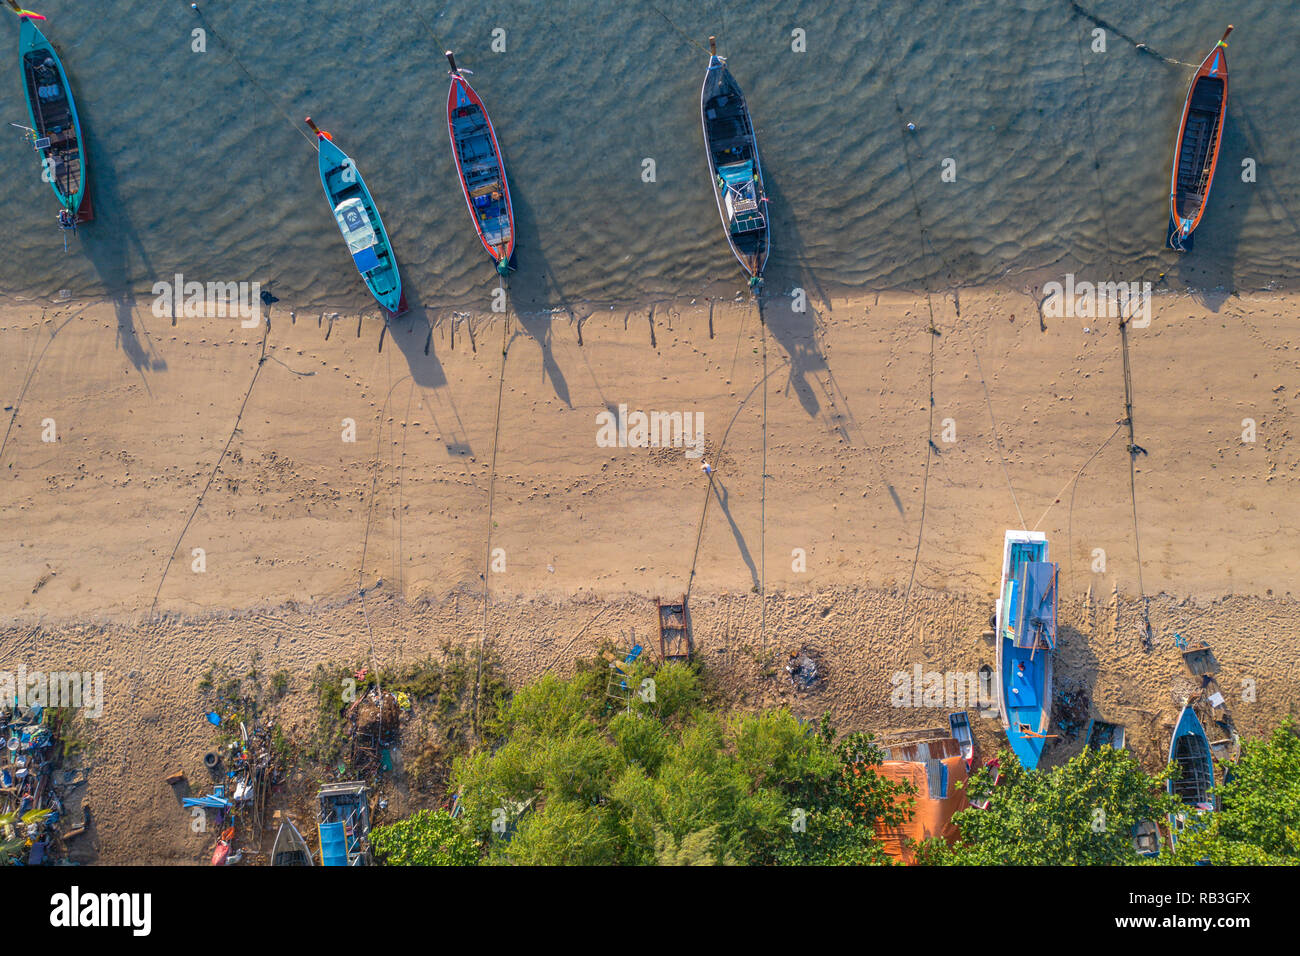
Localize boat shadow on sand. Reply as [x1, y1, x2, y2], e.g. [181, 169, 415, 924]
[382, 292, 479, 461]
[492, 182, 573, 409]
[1044, 619, 1103, 764]
[76, 118, 167, 384]
[758, 168, 868, 449]
[382, 288, 448, 391]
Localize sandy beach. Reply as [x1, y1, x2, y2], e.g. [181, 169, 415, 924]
[2, 285, 1299, 862]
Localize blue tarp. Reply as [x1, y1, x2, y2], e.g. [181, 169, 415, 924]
[182, 785, 230, 810]
[1015, 561, 1058, 648]
[352, 245, 381, 273]
[320, 821, 348, 866]
[718, 160, 754, 186]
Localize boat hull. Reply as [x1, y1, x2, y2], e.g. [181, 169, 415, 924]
[19, 17, 87, 217]
[447, 69, 515, 272]
[271, 820, 313, 866]
[1166, 704, 1216, 848]
[700, 53, 769, 281]
[315, 136, 403, 315]
[994, 530, 1053, 770]
[1168, 29, 1230, 250]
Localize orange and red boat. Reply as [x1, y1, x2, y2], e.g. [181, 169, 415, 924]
[1167, 26, 1232, 251]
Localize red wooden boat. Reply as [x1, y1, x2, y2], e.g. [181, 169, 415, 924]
[1167, 26, 1232, 251]
[445, 51, 515, 276]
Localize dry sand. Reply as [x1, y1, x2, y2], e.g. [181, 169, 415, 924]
[2, 286, 1298, 862]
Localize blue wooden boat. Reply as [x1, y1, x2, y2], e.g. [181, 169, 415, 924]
[993, 530, 1058, 770]
[1167, 703, 1215, 848]
[445, 51, 515, 277]
[948, 711, 974, 770]
[15, 7, 90, 228]
[700, 36, 769, 288]
[305, 117, 405, 317]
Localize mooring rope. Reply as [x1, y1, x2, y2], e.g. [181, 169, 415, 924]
[646, 1, 712, 56]
[149, 319, 271, 618]
[1071, 16, 1161, 648]
[189, 5, 317, 147]
[472, 279, 512, 735]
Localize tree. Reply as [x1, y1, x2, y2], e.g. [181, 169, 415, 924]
[451, 659, 909, 865]
[1171, 716, 1300, 865]
[922, 745, 1180, 865]
[369, 809, 479, 866]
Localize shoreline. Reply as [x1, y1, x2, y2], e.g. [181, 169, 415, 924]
[3, 284, 1299, 861]
[3, 286, 1298, 621]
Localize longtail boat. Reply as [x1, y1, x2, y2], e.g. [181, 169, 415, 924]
[13, 4, 90, 231]
[993, 530, 1059, 770]
[305, 117, 405, 317]
[1167, 702, 1215, 848]
[700, 36, 768, 289]
[1167, 26, 1232, 251]
[445, 51, 514, 276]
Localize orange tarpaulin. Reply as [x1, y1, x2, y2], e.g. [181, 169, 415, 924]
[873, 753, 969, 864]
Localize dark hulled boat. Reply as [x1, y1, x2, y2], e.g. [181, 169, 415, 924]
[1166, 703, 1216, 848]
[16, 9, 90, 228]
[446, 51, 515, 277]
[700, 37, 768, 287]
[1167, 26, 1232, 251]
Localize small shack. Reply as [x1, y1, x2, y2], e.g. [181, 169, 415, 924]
[873, 729, 969, 864]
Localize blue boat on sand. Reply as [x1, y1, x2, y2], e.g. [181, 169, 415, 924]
[305, 117, 406, 318]
[1167, 702, 1216, 849]
[994, 530, 1059, 770]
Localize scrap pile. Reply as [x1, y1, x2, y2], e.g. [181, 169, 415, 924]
[346, 688, 403, 779]
[181, 715, 285, 865]
[0, 705, 89, 864]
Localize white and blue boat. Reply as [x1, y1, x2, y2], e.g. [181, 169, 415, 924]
[994, 530, 1059, 770]
[305, 117, 405, 318]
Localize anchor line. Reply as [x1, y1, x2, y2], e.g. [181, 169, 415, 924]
[149, 320, 271, 620]
[473, 277, 512, 735]
[190, 6, 317, 147]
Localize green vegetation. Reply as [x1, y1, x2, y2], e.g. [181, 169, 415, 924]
[307, 645, 506, 779]
[370, 809, 479, 866]
[357, 653, 1300, 866]
[1168, 716, 1300, 865]
[448, 655, 910, 865]
[920, 744, 1181, 865]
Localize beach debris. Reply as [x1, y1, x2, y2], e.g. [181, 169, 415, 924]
[785, 648, 821, 690]
[1050, 679, 1091, 742]
[657, 596, 692, 661]
[0, 705, 90, 865]
[1181, 641, 1220, 677]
